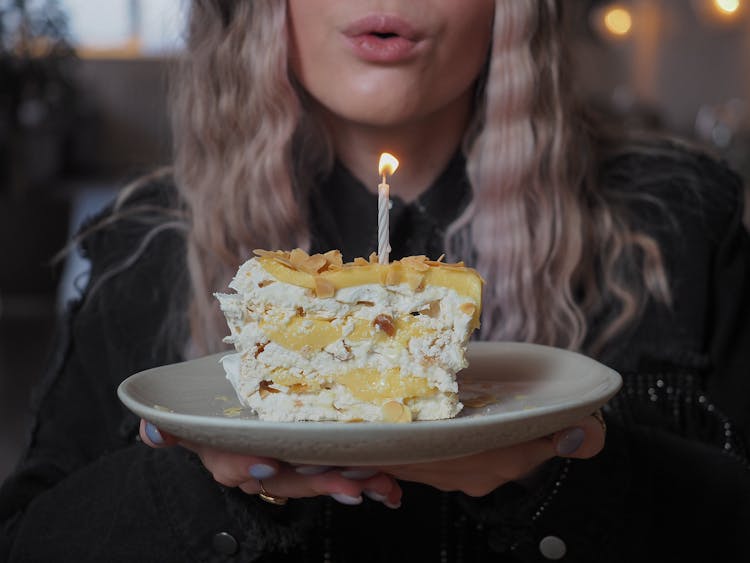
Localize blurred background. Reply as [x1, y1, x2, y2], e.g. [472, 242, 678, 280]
[0, 0, 748, 483]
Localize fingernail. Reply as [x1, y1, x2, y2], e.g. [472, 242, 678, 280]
[330, 493, 363, 506]
[249, 463, 277, 479]
[363, 489, 387, 503]
[384, 500, 402, 509]
[294, 465, 331, 475]
[340, 468, 377, 480]
[144, 422, 164, 445]
[557, 427, 585, 456]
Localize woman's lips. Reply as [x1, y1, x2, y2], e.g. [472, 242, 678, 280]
[343, 15, 423, 63]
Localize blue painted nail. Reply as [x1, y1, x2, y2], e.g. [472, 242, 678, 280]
[557, 427, 585, 456]
[294, 465, 331, 475]
[340, 468, 377, 480]
[249, 463, 277, 479]
[144, 422, 164, 445]
[363, 490, 387, 502]
[330, 493, 363, 505]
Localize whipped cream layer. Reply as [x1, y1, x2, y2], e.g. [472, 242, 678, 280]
[215, 251, 482, 422]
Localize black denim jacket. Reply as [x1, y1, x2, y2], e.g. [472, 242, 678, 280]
[1, 141, 749, 562]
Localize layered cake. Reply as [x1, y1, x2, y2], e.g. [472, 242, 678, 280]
[216, 249, 482, 422]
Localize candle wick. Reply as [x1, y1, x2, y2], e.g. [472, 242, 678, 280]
[382, 174, 387, 186]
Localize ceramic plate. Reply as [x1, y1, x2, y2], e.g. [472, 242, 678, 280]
[117, 341, 621, 465]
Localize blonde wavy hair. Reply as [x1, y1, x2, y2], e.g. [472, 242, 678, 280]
[173, 0, 670, 356]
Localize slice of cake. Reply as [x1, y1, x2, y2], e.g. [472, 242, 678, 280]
[215, 249, 482, 422]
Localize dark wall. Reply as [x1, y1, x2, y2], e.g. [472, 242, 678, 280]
[71, 57, 173, 176]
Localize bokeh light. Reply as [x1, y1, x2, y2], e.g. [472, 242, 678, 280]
[603, 7, 633, 37]
[714, 0, 741, 15]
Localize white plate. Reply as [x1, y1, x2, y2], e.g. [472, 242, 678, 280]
[118, 341, 621, 465]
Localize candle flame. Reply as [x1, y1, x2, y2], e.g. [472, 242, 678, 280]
[378, 153, 399, 177]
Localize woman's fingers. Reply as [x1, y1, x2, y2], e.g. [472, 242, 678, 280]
[379, 411, 608, 496]
[237, 467, 402, 507]
[550, 411, 607, 460]
[139, 419, 179, 447]
[138, 412, 607, 502]
[138, 419, 402, 506]
[175, 437, 284, 488]
[379, 436, 556, 496]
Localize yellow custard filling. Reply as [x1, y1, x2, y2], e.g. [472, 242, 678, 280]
[260, 316, 342, 351]
[268, 366, 436, 402]
[258, 313, 437, 352]
[257, 256, 482, 311]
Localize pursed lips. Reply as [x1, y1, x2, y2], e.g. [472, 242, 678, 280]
[342, 14, 423, 41]
[342, 14, 425, 63]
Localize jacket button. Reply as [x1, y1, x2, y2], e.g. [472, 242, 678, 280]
[539, 535, 566, 560]
[212, 532, 239, 555]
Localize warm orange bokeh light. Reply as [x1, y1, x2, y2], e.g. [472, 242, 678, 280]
[378, 153, 399, 177]
[714, 0, 741, 15]
[603, 7, 633, 36]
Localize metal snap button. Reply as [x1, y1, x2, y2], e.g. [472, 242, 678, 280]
[539, 535, 566, 560]
[212, 531, 239, 555]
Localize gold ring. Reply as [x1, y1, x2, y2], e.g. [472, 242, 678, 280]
[258, 480, 288, 506]
[592, 409, 607, 433]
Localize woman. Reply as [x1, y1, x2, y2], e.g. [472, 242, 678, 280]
[2, 1, 749, 561]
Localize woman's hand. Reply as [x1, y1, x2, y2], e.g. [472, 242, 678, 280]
[139, 419, 402, 508]
[377, 413, 606, 497]
[139, 411, 604, 505]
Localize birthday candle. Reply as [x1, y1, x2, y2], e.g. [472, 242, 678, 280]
[377, 152, 399, 265]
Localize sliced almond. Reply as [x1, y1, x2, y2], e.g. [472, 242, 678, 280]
[258, 380, 280, 399]
[385, 268, 400, 286]
[272, 255, 296, 269]
[289, 248, 309, 268]
[253, 341, 267, 358]
[257, 279, 275, 288]
[408, 263, 430, 272]
[402, 256, 430, 272]
[460, 302, 477, 317]
[253, 249, 287, 259]
[369, 252, 379, 264]
[425, 301, 441, 318]
[300, 254, 327, 274]
[400, 405, 413, 422]
[373, 314, 396, 337]
[382, 401, 412, 423]
[314, 277, 336, 298]
[406, 273, 425, 291]
[323, 250, 343, 269]
[354, 257, 369, 266]
[331, 341, 353, 361]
